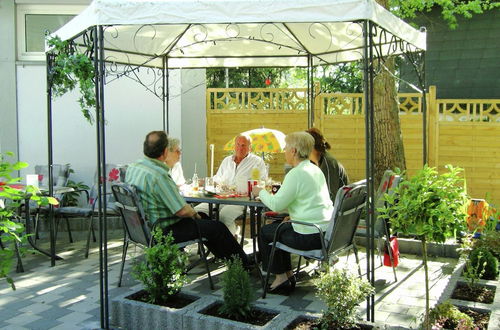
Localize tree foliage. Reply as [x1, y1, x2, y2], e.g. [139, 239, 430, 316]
[389, 0, 500, 29]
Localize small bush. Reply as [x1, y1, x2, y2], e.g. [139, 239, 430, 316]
[314, 268, 374, 329]
[132, 229, 188, 304]
[469, 247, 499, 280]
[429, 301, 474, 330]
[475, 230, 500, 260]
[218, 256, 252, 320]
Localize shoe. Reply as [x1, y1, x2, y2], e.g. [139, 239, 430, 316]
[288, 275, 296, 290]
[267, 279, 294, 295]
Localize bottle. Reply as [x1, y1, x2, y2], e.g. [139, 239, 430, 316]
[192, 164, 199, 191]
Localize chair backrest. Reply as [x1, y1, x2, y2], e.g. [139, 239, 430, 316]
[35, 164, 71, 188]
[325, 180, 367, 255]
[90, 164, 128, 202]
[111, 183, 151, 247]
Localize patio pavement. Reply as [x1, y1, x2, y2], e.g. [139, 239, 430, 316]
[0, 221, 458, 329]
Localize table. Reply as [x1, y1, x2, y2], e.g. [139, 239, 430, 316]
[184, 194, 265, 262]
[22, 186, 75, 264]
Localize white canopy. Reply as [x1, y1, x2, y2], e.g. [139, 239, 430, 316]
[50, 0, 426, 68]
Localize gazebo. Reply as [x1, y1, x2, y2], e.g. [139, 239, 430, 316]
[46, 0, 426, 328]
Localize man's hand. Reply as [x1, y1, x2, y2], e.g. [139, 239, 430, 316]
[176, 204, 200, 219]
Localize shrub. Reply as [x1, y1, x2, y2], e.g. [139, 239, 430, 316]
[469, 247, 499, 280]
[132, 229, 188, 304]
[475, 230, 500, 260]
[218, 256, 252, 320]
[314, 268, 374, 329]
[429, 301, 475, 330]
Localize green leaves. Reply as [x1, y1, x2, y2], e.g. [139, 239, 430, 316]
[218, 256, 252, 320]
[379, 164, 468, 243]
[314, 268, 374, 328]
[47, 36, 96, 124]
[132, 229, 189, 304]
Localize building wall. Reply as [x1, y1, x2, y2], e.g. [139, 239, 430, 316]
[402, 9, 500, 99]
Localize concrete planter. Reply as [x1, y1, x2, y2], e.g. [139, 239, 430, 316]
[111, 290, 204, 330]
[283, 311, 389, 329]
[183, 297, 293, 329]
[439, 261, 500, 328]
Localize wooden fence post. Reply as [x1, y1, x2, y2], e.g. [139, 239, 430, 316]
[427, 85, 439, 167]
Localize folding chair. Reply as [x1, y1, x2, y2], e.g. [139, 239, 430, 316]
[356, 170, 401, 281]
[262, 180, 367, 298]
[112, 183, 213, 289]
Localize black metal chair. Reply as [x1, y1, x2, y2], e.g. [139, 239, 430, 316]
[356, 170, 401, 281]
[112, 183, 213, 289]
[262, 180, 367, 298]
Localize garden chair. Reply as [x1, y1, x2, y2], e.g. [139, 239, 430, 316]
[355, 170, 401, 282]
[54, 164, 127, 258]
[262, 180, 367, 298]
[32, 164, 71, 239]
[112, 183, 213, 289]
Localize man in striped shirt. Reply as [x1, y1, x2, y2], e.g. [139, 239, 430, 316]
[126, 131, 250, 266]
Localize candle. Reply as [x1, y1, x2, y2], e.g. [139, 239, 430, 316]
[210, 144, 214, 177]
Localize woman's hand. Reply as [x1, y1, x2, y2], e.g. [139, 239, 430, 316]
[283, 216, 290, 222]
[252, 185, 263, 196]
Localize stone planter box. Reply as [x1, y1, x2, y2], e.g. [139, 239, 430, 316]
[439, 261, 500, 328]
[111, 290, 205, 330]
[183, 297, 294, 329]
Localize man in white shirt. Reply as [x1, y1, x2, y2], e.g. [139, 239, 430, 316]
[195, 134, 267, 237]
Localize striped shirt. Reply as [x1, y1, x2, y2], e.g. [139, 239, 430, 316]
[125, 157, 186, 227]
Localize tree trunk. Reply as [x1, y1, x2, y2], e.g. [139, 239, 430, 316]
[373, 57, 406, 186]
[421, 237, 430, 330]
[373, 0, 406, 186]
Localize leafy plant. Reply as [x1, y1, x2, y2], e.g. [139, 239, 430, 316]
[378, 164, 468, 330]
[314, 268, 374, 329]
[429, 301, 475, 330]
[469, 247, 498, 281]
[46, 35, 96, 124]
[218, 256, 252, 320]
[475, 230, 500, 260]
[1, 152, 58, 289]
[61, 173, 90, 207]
[132, 229, 189, 304]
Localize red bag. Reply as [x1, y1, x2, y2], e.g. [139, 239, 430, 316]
[383, 236, 399, 267]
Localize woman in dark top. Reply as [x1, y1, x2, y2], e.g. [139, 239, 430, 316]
[306, 128, 349, 202]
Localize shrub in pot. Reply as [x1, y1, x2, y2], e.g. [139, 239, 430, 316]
[314, 268, 374, 329]
[132, 228, 189, 305]
[428, 301, 475, 330]
[218, 256, 252, 320]
[469, 247, 499, 280]
[378, 164, 468, 330]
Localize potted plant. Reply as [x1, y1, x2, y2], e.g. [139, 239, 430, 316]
[286, 268, 375, 329]
[1, 152, 58, 289]
[111, 228, 200, 329]
[428, 301, 475, 330]
[189, 256, 282, 328]
[378, 164, 469, 330]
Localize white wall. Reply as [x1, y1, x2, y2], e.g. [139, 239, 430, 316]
[17, 64, 206, 187]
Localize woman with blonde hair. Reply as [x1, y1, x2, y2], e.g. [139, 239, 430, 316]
[253, 131, 333, 295]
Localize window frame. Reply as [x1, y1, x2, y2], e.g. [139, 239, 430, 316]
[16, 4, 85, 61]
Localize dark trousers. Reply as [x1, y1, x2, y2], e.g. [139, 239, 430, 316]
[258, 221, 322, 274]
[162, 217, 249, 266]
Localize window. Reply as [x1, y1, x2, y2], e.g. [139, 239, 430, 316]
[17, 5, 85, 61]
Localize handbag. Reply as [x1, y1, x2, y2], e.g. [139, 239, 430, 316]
[383, 236, 399, 267]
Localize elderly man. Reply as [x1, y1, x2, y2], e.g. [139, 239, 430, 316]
[126, 131, 250, 266]
[195, 134, 267, 237]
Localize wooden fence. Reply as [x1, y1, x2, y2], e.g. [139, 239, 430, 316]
[206, 86, 500, 204]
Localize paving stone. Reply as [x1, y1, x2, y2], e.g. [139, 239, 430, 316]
[23, 317, 63, 330]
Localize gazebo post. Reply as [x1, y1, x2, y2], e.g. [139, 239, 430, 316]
[362, 19, 376, 322]
[45, 53, 56, 267]
[307, 53, 314, 128]
[93, 25, 110, 329]
[163, 55, 169, 132]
